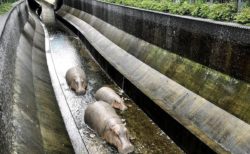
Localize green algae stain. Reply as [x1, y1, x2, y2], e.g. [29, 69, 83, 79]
[123, 40, 250, 124]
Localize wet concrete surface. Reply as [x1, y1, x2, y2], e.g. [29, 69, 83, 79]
[0, 13, 9, 34]
[0, 2, 30, 153]
[45, 21, 184, 154]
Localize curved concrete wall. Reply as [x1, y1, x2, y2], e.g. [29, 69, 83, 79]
[0, 2, 28, 152]
[57, 8, 250, 154]
[0, 1, 73, 153]
[63, 0, 250, 83]
[58, 6, 250, 125]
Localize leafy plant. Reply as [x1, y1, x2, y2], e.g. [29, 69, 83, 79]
[191, 4, 210, 17]
[178, 2, 196, 15]
[168, 3, 182, 14]
[234, 7, 250, 24]
[207, 3, 237, 21]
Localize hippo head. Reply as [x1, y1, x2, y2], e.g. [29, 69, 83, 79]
[103, 123, 134, 154]
[112, 98, 128, 111]
[70, 77, 87, 95]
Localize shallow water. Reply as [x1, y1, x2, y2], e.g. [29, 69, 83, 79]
[46, 21, 184, 154]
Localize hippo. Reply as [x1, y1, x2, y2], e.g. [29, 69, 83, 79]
[84, 101, 134, 154]
[94, 87, 127, 111]
[66, 67, 87, 95]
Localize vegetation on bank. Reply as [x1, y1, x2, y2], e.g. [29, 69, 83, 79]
[0, 2, 12, 15]
[234, 7, 250, 25]
[103, 0, 250, 25]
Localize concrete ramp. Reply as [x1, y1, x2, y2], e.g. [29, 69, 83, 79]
[0, 2, 73, 153]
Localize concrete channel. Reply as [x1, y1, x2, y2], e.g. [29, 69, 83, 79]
[43, 19, 184, 154]
[0, 0, 250, 154]
[1, 0, 183, 153]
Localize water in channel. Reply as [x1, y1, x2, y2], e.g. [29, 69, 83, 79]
[45, 21, 184, 154]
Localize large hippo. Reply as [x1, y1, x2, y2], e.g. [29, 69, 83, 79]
[84, 101, 134, 154]
[94, 87, 127, 111]
[66, 67, 87, 95]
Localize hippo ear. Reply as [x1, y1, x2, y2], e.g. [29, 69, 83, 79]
[120, 97, 125, 104]
[112, 101, 120, 109]
[111, 125, 120, 135]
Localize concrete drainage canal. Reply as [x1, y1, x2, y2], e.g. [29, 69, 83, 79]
[43, 20, 184, 154]
[0, 1, 183, 153]
[1, 0, 250, 154]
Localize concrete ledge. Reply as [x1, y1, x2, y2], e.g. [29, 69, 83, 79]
[0, 2, 28, 153]
[31, 15, 74, 154]
[57, 11, 250, 154]
[42, 22, 88, 154]
[13, 14, 44, 154]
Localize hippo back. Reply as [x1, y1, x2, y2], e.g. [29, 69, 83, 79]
[84, 101, 120, 135]
[94, 87, 120, 104]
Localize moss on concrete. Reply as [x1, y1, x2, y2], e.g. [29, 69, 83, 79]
[0, 3, 12, 15]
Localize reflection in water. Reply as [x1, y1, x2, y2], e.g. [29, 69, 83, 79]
[46, 22, 184, 154]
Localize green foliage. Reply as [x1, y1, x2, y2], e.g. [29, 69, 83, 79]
[168, 2, 196, 15]
[168, 3, 181, 14]
[103, 0, 250, 25]
[140, 1, 169, 12]
[178, 2, 196, 15]
[1, 0, 17, 3]
[190, 3, 236, 21]
[191, 4, 210, 18]
[207, 3, 236, 21]
[234, 7, 250, 24]
[0, 3, 12, 15]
